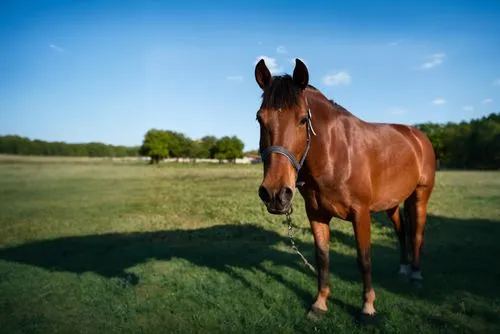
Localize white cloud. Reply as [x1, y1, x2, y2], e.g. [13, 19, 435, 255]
[481, 98, 493, 104]
[226, 76, 244, 82]
[432, 98, 447, 105]
[322, 71, 351, 86]
[388, 107, 409, 115]
[276, 45, 287, 54]
[49, 43, 65, 52]
[255, 56, 283, 75]
[462, 105, 474, 111]
[421, 53, 445, 70]
[388, 39, 403, 46]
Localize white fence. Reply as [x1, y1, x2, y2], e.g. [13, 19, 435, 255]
[161, 157, 261, 164]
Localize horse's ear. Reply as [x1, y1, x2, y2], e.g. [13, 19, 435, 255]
[255, 59, 272, 90]
[292, 58, 309, 90]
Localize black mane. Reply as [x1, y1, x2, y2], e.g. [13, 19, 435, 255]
[260, 75, 318, 109]
[259, 75, 350, 115]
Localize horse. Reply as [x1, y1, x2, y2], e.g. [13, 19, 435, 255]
[254, 58, 436, 321]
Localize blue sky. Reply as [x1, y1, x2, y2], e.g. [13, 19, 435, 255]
[1, 0, 499, 151]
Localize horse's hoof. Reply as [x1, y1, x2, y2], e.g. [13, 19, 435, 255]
[356, 312, 379, 326]
[306, 306, 326, 322]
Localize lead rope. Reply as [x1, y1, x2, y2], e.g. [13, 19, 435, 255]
[286, 210, 317, 275]
[286, 105, 317, 275]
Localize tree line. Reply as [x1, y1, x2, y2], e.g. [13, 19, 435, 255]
[0, 135, 139, 157]
[1, 112, 498, 168]
[415, 112, 500, 169]
[0, 130, 246, 163]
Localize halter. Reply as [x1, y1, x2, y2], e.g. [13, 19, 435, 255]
[259, 102, 317, 187]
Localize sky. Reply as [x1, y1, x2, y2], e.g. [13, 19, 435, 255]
[1, 0, 499, 151]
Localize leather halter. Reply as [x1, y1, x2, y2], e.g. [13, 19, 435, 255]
[259, 104, 316, 187]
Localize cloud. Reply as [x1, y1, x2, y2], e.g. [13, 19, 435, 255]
[462, 105, 474, 111]
[276, 45, 287, 54]
[481, 98, 493, 104]
[432, 98, 447, 105]
[388, 39, 403, 46]
[49, 44, 65, 52]
[226, 76, 244, 82]
[322, 71, 351, 86]
[493, 78, 500, 86]
[388, 107, 409, 115]
[254, 56, 283, 75]
[421, 53, 445, 70]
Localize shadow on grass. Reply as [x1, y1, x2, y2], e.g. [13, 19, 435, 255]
[0, 214, 499, 327]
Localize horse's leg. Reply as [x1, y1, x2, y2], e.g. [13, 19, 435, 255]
[306, 217, 331, 321]
[405, 186, 431, 285]
[386, 205, 410, 276]
[352, 208, 376, 316]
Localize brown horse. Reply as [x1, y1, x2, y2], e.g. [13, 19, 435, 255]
[254, 58, 436, 320]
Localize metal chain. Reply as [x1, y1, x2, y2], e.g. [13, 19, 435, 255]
[286, 212, 317, 275]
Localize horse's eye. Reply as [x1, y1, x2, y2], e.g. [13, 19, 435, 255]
[300, 117, 308, 125]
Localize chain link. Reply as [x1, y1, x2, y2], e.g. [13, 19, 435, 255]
[286, 212, 317, 275]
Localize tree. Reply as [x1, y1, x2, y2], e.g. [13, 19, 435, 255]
[166, 131, 191, 159]
[139, 129, 170, 164]
[214, 136, 245, 163]
[200, 135, 218, 159]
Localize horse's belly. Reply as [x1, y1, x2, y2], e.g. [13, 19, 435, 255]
[370, 198, 405, 212]
[370, 172, 419, 212]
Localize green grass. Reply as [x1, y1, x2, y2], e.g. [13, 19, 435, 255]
[0, 157, 499, 333]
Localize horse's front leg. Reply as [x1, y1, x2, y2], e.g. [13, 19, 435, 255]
[307, 217, 332, 321]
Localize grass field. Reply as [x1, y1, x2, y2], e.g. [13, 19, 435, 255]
[1, 157, 499, 333]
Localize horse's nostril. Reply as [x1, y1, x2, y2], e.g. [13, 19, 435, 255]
[284, 187, 294, 201]
[258, 186, 272, 204]
[278, 186, 294, 204]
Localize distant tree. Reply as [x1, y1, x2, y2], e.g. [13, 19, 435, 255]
[166, 131, 191, 159]
[139, 129, 170, 164]
[214, 136, 245, 163]
[200, 135, 218, 159]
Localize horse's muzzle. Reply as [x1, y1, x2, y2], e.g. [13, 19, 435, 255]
[258, 185, 294, 215]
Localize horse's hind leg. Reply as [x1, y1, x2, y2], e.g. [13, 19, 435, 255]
[404, 186, 432, 285]
[386, 205, 410, 276]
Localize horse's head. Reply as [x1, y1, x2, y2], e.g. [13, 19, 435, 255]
[254, 58, 313, 215]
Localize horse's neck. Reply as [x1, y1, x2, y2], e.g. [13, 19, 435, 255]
[306, 89, 357, 122]
[306, 89, 361, 170]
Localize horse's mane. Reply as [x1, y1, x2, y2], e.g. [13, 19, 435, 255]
[261, 75, 352, 116]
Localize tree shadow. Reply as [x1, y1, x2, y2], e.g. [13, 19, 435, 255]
[0, 214, 499, 328]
